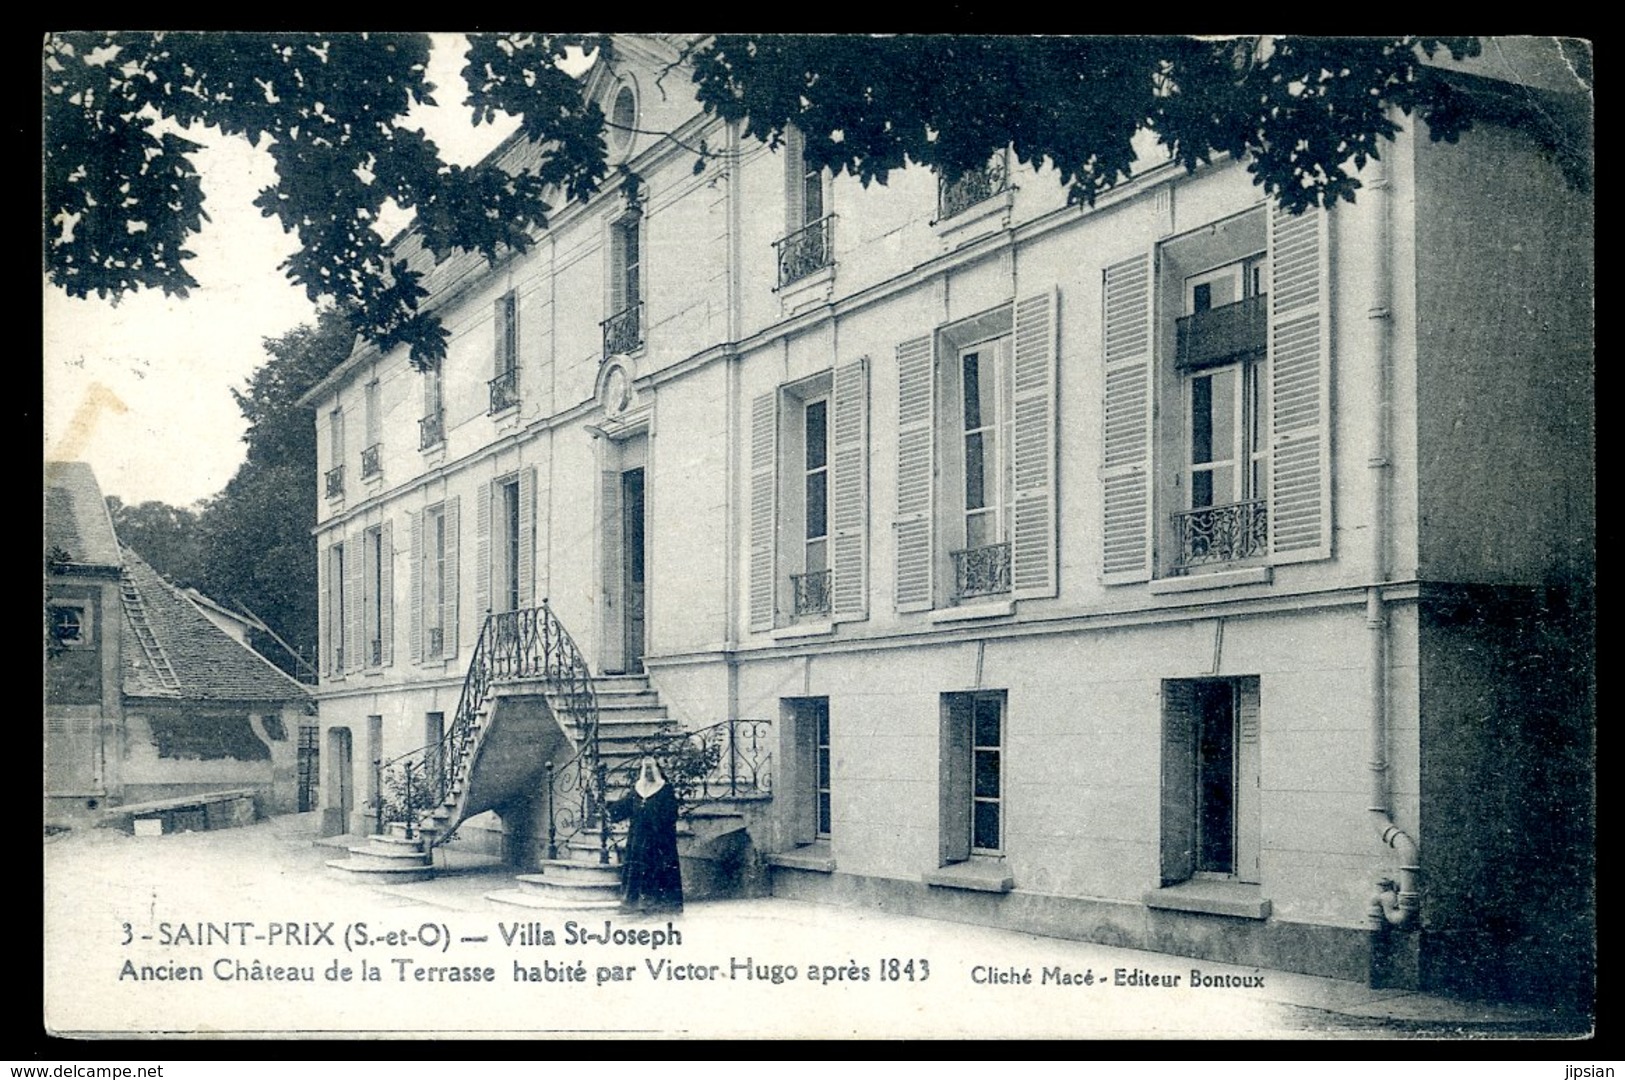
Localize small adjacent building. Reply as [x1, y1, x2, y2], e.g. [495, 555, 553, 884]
[45, 461, 313, 827]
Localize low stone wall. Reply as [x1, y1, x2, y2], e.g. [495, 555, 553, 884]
[97, 789, 259, 835]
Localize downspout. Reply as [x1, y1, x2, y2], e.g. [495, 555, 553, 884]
[723, 119, 742, 726]
[1363, 155, 1420, 932]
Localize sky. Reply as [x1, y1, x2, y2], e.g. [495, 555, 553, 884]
[42, 33, 521, 509]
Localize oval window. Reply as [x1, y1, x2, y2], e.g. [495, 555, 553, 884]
[608, 84, 636, 156]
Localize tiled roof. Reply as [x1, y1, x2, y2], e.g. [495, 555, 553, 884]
[120, 548, 311, 704]
[45, 461, 121, 567]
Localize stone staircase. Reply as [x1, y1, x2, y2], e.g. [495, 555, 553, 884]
[324, 826, 434, 884]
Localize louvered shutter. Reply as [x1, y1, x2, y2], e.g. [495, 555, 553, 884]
[748, 392, 779, 632]
[495, 294, 516, 375]
[600, 467, 624, 667]
[379, 520, 395, 666]
[474, 482, 491, 619]
[1101, 254, 1155, 584]
[319, 546, 331, 677]
[1160, 680, 1197, 885]
[939, 695, 973, 864]
[517, 467, 536, 608]
[408, 511, 423, 663]
[1236, 677, 1262, 885]
[443, 496, 460, 656]
[362, 528, 379, 667]
[1011, 290, 1058, 599]
[830, 359, 869, 618]
[343, 537, 363, 674]
[1267, 203, 1332, 562]
[894, 335, 935, 611]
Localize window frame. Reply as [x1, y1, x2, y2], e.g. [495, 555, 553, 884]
[939, 689, 1008, 864]
[423, 504, 447, 659]
[48, 600, 92, 648]
[328, 542, 346, 675]
[363, 525, 384, 668]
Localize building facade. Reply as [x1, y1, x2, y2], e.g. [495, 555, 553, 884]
[304, 38, 1592, 1005]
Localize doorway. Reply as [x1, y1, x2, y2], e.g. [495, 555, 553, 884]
[324, 726, 353, 837]
[622, 467, 646, 674]
[601, 434, 648, 675]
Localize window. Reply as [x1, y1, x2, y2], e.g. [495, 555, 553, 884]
[474, 472, 534, 618]
[410, 499, 459, 662]
[325, 408, 345, 498]
[603, 210, 643, 357]
[748, 362, 869, 631]
[1160, 677, 1261, 884]
[1100, 201, 1331, 584]
[893, 293, 1056, 613]
[325, 542, 346, 675]
[786, 698, 832, 845]
[420, 361, 445, 450]
[940, 691, 1005, 862]
[490, 292, 520, 414]
[361, 523, 392, 667]
[606, 82, 637, 160]
[775, 127, 833, 288]
[361, 380, 382, 478]
[48, 601, 90, 647]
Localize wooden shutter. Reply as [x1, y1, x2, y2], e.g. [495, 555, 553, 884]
[1268, 203, 1332, 562]
[443, 496, 460, 656]
[1101, 254, 1155, 584]
[474, 481, 491, 619]
[748, 391, 779, 632]
[362, 528, 378, 667]
[792, 703, 819, 847]
[408, 511, 423, 663]
[495, 293, 516, 374]
[343, 536, 363, 675]
[894, 335, 935, 612]
[939, 695, 972, 864]
[319, 546, 331, 677]
[830, 358, 869, 618]
[378, 521, 395, 666]
[1160, 680, 1197, 885]
[1011, 290, 1058, 599]
[1236, 677, 1262, 885]
[600, 467, 624, 670]
[517, 467, 536, 608]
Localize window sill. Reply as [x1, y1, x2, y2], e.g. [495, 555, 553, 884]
[777, 264, 835, 317]
[932, 190, 1013, 242]
[1147, 565, 1272, 595]
[924, 859, 1014, 893]
[931, 598, 1014, 623]
[771, 620, 834, 640]
[361, 471, 384, 489]
[1143, 880, 1271, 920]
[766, 842, 836, 873]
[420, 443, 446, 464]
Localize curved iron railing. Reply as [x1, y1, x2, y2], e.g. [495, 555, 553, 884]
[384, 600, 603, 856]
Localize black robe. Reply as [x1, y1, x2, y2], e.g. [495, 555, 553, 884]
[609, 782, 683, 914]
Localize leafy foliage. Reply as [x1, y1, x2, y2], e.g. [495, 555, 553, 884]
[47, 33, 1506, 370]
[107, 496, 206, 587]
[689, 36, 1483, 212]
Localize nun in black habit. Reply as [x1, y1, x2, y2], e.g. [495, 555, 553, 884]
[609, 756, 684, 915]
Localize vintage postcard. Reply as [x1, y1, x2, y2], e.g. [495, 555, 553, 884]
[43, 33, 1594, 1040]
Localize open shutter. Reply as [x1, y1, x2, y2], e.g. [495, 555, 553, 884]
[1160, 680, 1197, 885]
[362, 529, 378, 667]
[894, 335, 935, 611]
[343, 536, 363, 674]
[319, 546, 331, 677]
[1101, 254, 1155, 584]
[379, 520, 394, 666]
[1010, 290, 1058, 599]
[830, 358, 869, 618]
[1236, 677, 1262, 885]
[443, 496, 460, 656]
[495, 293, 516, 375]
[1267, 203, 1332, 562]
[748, 391, 779, 632]
[474, 482, 491, 619]
[517, 467, 536, 608]
[408, 512, 423, 663]
[939, 695, 972, 864]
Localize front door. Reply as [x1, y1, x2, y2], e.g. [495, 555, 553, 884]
[324, 726, 353, 837]
[621, 467, 646, 674]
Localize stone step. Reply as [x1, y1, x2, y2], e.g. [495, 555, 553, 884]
[362, 833, 428, 856]
[340, 846, 433, 870]
[485, 888, 622, 912]
[532, 858, 623, 885]
[325, 858, 435, 884]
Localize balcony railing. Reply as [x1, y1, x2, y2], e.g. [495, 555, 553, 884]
[488, 366, 520, 414]
[324, 465, 344, 500]
[1173, 499, 1268, 570]
[938, 156, 1009, 221]
[952, 542, 1011, 600]
[1176, 294, 1268, 371]
[792, 569, 832, 617]
[360, 443, 381, 479]
[774, 214, 834, 288]
[601, 302, 642, 358]
[419, 410, 445, 451]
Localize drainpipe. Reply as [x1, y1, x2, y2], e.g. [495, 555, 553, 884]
[1363, 155, 1420, 931]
